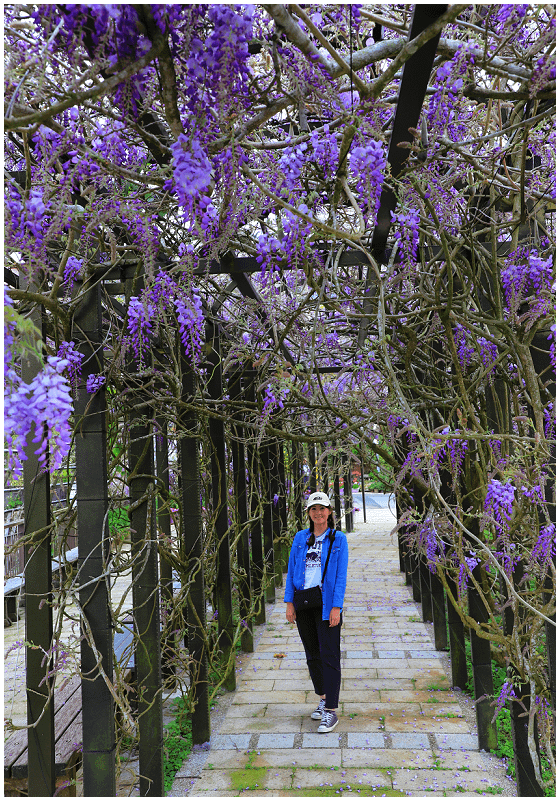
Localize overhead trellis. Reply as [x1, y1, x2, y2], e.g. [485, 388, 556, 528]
[4, 3, 556, 797]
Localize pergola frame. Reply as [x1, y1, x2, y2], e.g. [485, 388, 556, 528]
[4, 4, 556, 797]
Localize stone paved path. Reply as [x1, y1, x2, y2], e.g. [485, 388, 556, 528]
[170, 505, 515, 797]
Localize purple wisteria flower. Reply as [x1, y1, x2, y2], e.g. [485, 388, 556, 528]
[57, 341, 84, 388]
[170, 135, 212, 204]
[529, 523, 556, 577]
[454, 324, 475, 370]
[457, 551, 479, 594]
[547, 325, 556, 371]
[5, 185, 49, 251]
[419, 517, 444, 574]
[175, 289, 204, 367]
[310, 124, 338, 181]
[391, 208, 420, 262]
[5, 290, 73, 481]
[484, 479, 515, 531]
[500, 251, 553, 314]
[63, 256, 83, 292]
[26, 357, 73, 473]
[478, 338, 498, 381]
[492, 681, 516, 722]
[128, 296, 153, 362]
[86, 374, 106, 394]
[350, 140, 386, 213]
[278, 140, 308, 194]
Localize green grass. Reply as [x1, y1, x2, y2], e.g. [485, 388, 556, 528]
[163, 695, 193, 793]
[424, 680, 448, 691]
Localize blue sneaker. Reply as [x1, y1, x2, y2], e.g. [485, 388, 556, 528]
[318, 710, 339, 733]
[311, 698, 326, 720]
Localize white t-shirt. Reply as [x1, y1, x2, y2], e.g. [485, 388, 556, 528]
[304, 532, 327, 588]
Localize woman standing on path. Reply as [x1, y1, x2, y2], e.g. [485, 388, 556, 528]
[284, 492, 349, 733]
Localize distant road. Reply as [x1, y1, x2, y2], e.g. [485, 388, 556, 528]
[351, 491, 396, 511]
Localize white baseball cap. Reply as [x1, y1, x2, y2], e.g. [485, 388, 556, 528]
[306, 492, 331, 509]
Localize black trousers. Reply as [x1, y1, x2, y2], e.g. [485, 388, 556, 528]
[295, 606, 342, 709]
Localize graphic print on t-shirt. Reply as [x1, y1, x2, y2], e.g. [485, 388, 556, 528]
[305, 533, 326, 589]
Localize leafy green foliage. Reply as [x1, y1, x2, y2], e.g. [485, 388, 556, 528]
[5, 494, 22, 510]
[464, 637, 555, 796]
[163, 695, 193, 793]
[108, 507, 130, 541]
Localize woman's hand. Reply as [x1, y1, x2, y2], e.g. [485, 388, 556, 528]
[286, 602, 296, 624]
[329, 607, 341, 627]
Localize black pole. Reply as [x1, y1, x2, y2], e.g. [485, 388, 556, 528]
[360, 455, 367, 524]
[529, 336, 556, 731]
[446, 574, 468, 690]
[74, 277, 115, 796]
[468, 565, 497, 751]
[261, 439, 276, 603]
[229, 370, 253, 652]
[343, 455, 353, 533]
[291, 440, 304, 531]
[129, 399, 164, 796]
[156, 421, 175, 686]
[245, 376, 265, 624]
[308, 443, 317, 493]
[269, 439, 283, 587]
[396, 490, 409, 577]
[430, 570, 448, 651]
[322, 451, 329, 497]
[410, 543, 421, 603]
[333, 455, 342, 527]
[499, 562, 544, 795]
[179, 349, 210, 745]
[207, 322, 235, 691]
[276, 440, 288, 579]
[22, 297, 55, 797]
[419, 560, 433, 623]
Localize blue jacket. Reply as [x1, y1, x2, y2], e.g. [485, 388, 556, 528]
[284, 528, 348, 621]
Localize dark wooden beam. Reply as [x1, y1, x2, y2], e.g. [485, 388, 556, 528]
[74, 277, 116, 796]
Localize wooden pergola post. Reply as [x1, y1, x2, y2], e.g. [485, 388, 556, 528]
[180, 348, 210, 744]
[23, 291, 55, 797]
[207, 321, 235, 691]
[74, 276, 115, 796]
[229, 369, 253, 652]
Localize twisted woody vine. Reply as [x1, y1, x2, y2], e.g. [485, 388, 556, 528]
[4, 2, 556, 791]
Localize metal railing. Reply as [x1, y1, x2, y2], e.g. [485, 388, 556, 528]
[4, 488, 77, 580]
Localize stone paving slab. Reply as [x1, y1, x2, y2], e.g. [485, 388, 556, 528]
[434, 733, 480, 749]
[345, 732, 386, 748]
[253, 748, 342, 768]
[341, 749, 438, 769]
[257, 733, 296, 749]
[172, 513, 516, 796]
[211, 733, 252, 750]
[232, 690, 308, 704]
[299, 732, 341, 748]
[219, 716, 301, 734]
[293, 767, 388, 789]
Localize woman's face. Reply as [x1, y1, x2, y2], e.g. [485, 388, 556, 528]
[309, 504, 329, 524]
